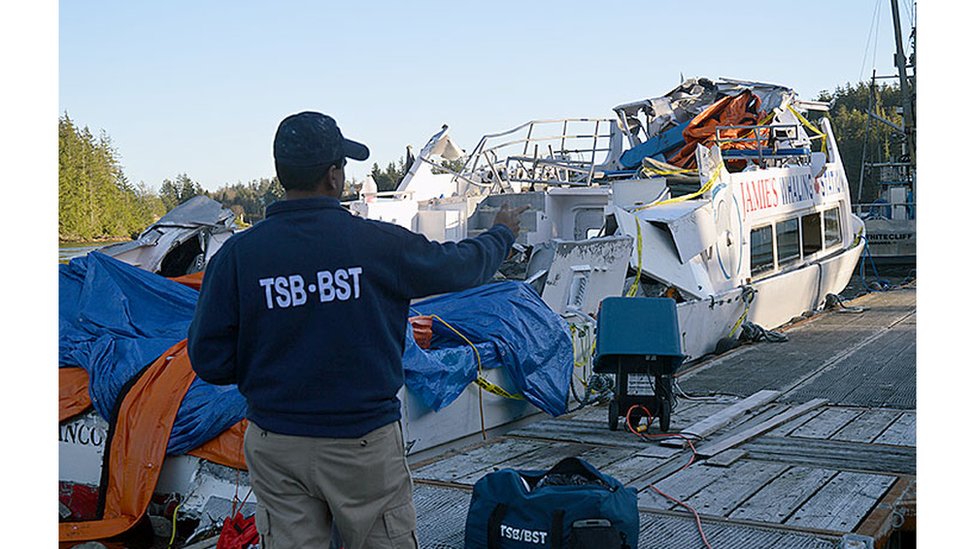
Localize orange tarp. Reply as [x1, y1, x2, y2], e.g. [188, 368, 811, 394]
[169, 271, 205, 290]
[60, 341, 195, 542]
[668, 90, 766, 169]
[189, 419, 247, 470]
[59, 341, 248, 543]
[60, 367, 92, 422]
[59, 366, 248, 469]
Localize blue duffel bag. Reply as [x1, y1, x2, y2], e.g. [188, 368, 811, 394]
[464, 456, 639, 548]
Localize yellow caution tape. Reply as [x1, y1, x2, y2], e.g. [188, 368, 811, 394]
[634, 165, 722, 212]
[474, 376, 523, 400]
[626, 219, 643, 297]
[641, 166, 698, 177]
[787, 104, 827, 154]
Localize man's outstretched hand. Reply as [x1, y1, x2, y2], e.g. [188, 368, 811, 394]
[493, 203, 531, 235]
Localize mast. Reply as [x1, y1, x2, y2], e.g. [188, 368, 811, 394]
[890, 0, 915, 166]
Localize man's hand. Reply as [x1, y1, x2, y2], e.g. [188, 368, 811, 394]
[493, 203, 530, 235]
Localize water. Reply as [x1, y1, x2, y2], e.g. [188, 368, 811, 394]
[59, 241, 112, 263]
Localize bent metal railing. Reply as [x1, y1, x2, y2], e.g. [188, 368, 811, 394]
[453, 118, 616, 193]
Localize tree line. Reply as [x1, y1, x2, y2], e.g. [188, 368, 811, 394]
[59, 114, 165, 241]
[811, 81, 911, 202]
[60, 114, 368, 242]
[61, 82, 903, 241]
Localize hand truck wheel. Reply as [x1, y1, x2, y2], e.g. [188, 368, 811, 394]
[608, 399, 619, 431]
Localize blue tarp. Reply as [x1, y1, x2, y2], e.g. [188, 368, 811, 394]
[60, 254, 572, 455]
[407, 282, 573, 416]
[618, 121, 689, 169]
[59, 253, 247, 455]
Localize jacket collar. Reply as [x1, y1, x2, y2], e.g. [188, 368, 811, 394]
[265, 196, 346, 217]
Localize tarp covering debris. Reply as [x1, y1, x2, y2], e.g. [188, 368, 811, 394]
[59, 252, 248, 455]
[408, 282, 573, 416]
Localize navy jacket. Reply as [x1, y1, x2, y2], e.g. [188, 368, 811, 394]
[187, 196, 515, 438]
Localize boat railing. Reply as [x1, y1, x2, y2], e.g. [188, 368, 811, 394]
[714, 122, 820, 165]
[453, 118, 616, 191]
[853, 200, 916, 221]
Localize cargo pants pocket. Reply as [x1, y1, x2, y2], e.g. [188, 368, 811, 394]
[383, 502, 418, 548]
[254, 504, 273, 548]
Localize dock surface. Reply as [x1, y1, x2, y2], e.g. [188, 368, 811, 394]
[407, 286, 916, 548]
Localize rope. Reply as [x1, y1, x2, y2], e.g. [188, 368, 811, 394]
[420, 311, 525, 439]
[568, 323, 599, 404]
[825, 293, 867, 314]
[167, 500, 183, 549]
[726, 286, 756, 339]
[739, 322, 788, 343]
[858, 240, 892, 292]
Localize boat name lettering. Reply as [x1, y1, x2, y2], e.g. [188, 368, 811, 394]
[60, 423, 106, 447]
[500, 525, 548, 545]
[259, 267, 363, 309]
[739, 168, 844, 215]
[866, 233, 912, 241]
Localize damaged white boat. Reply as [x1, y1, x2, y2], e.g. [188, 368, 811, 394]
[352, 77, 864, 363]
[97, 195, 239, 276]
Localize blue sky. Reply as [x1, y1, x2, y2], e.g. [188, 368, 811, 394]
[58, 0, 915, 191]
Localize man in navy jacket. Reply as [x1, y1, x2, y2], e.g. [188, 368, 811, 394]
[188, 111, 525, 548]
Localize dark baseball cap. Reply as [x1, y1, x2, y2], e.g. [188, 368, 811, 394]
[273, 111, 369, 169]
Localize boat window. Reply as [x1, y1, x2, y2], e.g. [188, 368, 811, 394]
[824, 207, 842, 248]
[801, 212, 822, 256]
[574, 209, 605, 240]
[776, 218, 801, 266]
[750, 225, 774, 276]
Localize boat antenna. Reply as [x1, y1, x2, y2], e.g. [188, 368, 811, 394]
[890, 0, 915, 166]
[856, 70, 877, 203]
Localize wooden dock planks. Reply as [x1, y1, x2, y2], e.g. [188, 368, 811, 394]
[873, 411, 916, 447]
[411, 438, 546, 483]
[695, 399, 828, 457]
[729, 466, 838, 523]
[786, 471, 896, 531]
[831, 408, 902, 443]
[661, 390, 780, 447]
[682, 460, 790, 517]
[790, 407, 863, 439]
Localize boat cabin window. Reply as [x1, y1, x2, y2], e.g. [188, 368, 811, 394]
[824, 207, 842, 249]
[776, 218, 801, 266]
[574, 209, 605, 240]
[750, 225, 774, 275]
[801, 212, 822, 256]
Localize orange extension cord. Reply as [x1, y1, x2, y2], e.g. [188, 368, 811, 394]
[625, 404, 714, 549]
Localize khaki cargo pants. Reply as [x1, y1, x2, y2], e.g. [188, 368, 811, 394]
[244, 421, 419, 549]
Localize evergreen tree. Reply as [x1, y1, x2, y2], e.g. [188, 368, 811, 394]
[59, 113, 156, 241]
[159, 173, 205, 211]
[810, 82, 906, 202]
